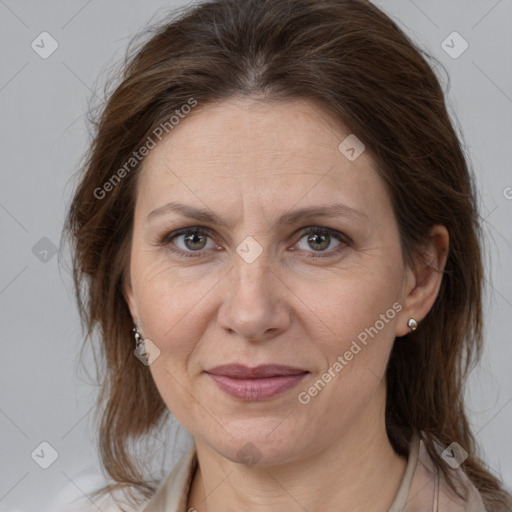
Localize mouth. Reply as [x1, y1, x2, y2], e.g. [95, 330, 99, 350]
[205, 364, 309, 401]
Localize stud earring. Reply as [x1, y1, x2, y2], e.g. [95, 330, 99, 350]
[407, 318, 418, 331]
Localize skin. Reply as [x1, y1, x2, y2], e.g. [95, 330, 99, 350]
[124, 96, 449, 512]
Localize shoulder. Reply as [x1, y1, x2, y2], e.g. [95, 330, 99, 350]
[52, 446, 197, 512]
[49, 473, 150, 512]
[142, 445, 198, 511]
[407, 435, 487, 512]
[60, 492, 148, 512]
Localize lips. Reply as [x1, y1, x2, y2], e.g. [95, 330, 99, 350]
[206, 364, 308, 378]
[205, 364, 309, 400]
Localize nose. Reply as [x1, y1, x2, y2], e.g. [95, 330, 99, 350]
[217, 253, 291, 343]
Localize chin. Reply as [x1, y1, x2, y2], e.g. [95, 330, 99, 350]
[220, 442, 296, 467]
[204, 423, 310, 467]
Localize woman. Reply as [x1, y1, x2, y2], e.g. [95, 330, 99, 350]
[64, 0, 512, 510]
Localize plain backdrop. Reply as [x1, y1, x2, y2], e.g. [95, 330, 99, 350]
[1, 1, 511, 511]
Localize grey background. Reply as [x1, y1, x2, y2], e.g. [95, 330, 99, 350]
[0, 1, 511, 511]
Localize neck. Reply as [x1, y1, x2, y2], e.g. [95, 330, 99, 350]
[187, 386, 408, 512]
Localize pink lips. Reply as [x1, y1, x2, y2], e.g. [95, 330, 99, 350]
[205, 364, 309, 400]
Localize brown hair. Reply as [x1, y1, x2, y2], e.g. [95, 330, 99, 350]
[64, 0, 512, 510]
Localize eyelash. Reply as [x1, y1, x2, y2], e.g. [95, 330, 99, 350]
[159, 226, 351, 259]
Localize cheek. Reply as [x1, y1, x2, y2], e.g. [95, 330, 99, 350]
[131, 257, 210, 357]
[303, 267, 399, 340]
[297, 278, 399, 427]
[299, 266, 401, 397]
[132, 261, 210, 413]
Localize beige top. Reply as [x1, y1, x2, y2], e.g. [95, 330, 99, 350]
[83, 432, 488, 512]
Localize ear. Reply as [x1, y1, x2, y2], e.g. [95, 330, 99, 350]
[395, 225, 449, 337]
[122, 271, 139, 327]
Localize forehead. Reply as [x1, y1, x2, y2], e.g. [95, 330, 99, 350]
[136, 97, 389, 222]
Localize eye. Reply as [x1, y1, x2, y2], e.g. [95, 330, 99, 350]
[159, 226, 351, 259]
[160, 227, 218, 258]
[293, 227, 350, 258]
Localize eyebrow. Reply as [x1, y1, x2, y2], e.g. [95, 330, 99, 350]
[147, 201, 368, 227]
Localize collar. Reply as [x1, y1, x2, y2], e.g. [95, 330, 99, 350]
[142, 431, 486, 512]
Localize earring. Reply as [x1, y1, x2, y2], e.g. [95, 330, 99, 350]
[407, 318, 418, 331]
[133, 325, 148, 361]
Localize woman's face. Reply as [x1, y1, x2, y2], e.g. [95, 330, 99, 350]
[125, 97, 417, 464]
